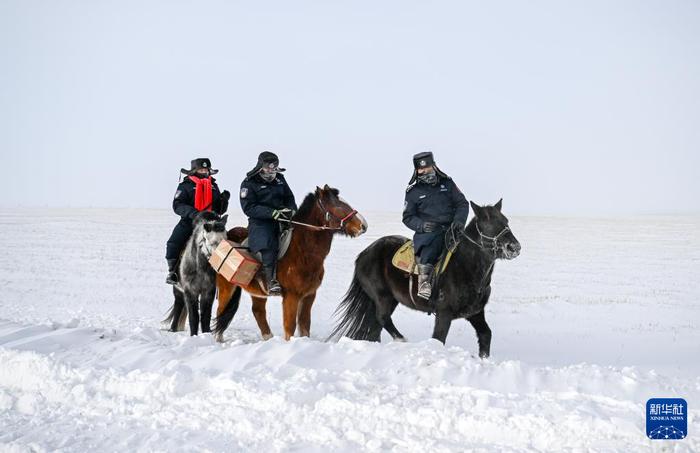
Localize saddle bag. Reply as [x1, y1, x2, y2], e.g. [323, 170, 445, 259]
[209, 240, 260, 286]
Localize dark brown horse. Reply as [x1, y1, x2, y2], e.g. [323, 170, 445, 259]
[213, 185, 367, 341]
[329, 200, 521, 358]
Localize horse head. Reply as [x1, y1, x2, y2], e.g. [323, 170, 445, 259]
[192, 211, 228, 257]
[469, 199, 521, 260]
[297, 184, 368, 237]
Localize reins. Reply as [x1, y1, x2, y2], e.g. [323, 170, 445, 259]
[276, 198, 357, 232]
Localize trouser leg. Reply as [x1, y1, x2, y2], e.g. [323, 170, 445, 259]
[417, 234, 444, 266]
[166, 220, 193, 285]
[166, 220, 193, 260]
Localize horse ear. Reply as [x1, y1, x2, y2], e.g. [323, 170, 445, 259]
[221, 214, 228, 225]
[323, 184, 331, 191]
[316, 186, 322, 194]
[494, 198, 503, 211]
[470, 200, 482, 218]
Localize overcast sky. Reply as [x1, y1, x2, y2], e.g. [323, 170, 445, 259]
[1, 1, 698, 215]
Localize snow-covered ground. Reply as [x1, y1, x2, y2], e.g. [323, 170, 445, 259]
[0, 208, 698, 452]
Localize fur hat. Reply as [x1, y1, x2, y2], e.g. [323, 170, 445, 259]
[408, 151, 449, 184]
[246, 151, 286, 178]
[181, 158, 219, 176]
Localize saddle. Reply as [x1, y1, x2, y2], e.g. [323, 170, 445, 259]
[228, 226, 294, 261]
[391, 239, 455, 276]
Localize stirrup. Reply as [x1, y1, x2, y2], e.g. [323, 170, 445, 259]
[417, 282, 432, 300]
[267, 279, 282, 296]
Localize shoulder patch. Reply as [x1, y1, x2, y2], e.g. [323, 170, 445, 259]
[406, 183, 416, 193]
[240, 188, 248, 198]
[174, 190, 183, 199]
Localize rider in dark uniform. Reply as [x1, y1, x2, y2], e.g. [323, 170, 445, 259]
[166, 158, 230, 285]
[240, 152, 297, 296]
[403, 152, 469, 299]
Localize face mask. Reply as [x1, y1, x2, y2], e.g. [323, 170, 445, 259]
[260, 171, 276, 182]
[417, 171, 437, 185]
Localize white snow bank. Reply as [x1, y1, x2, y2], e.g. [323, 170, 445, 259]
[1, 209, 698, 451]
[1, 319, 697, 452]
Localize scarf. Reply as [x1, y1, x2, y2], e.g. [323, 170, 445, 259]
[188, 176, 213, 211]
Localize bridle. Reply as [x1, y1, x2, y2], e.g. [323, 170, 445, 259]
[276, 197, 358, 232]
[461, 222, 511, 255]
[197, 227, 219, 257]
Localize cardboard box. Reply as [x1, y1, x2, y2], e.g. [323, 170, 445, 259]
[209, 240, 261, 286]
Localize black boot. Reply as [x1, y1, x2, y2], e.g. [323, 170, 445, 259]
[165, 259, 179, 285]
[417, 264, 434, 300]
[264, 266, 282, 296]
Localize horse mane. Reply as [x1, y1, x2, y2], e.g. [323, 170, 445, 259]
[293, 188, 339, 221]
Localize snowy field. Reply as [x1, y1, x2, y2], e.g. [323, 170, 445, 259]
[0, 208, 698, 452]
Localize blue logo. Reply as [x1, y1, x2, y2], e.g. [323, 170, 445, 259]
[646, 398, 687, 440]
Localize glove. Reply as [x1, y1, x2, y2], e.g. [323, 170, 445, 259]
[451, 220, 465, 232]
[422, 221, 438, 233]
[272, 208, 294, 221]
[221, 190, 231, 201]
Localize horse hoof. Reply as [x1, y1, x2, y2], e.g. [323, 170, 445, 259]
[262, 333, 273, 341]
[215, 333, 224, 343]
[393, 337, 407, 343]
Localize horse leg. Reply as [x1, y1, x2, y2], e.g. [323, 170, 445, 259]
[170, 290, 186, 332]
[184, 291, 200, 336]
[297, 292, 316, 337]
[251, 296, 273, 340]
[282, 293, 301, 341]
[467, 309, 492, 358]
[431, 310, 454, 344]
[382, 316, 406, 342]
[199, 287, 215, 333]
[361, 285, 402, 342]
[375, 295, 405, 341]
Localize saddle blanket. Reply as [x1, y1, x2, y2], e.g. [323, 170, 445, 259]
[391, 239, 454, 275]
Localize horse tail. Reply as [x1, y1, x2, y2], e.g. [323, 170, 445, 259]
[163, 287, 187, 331]
[162, 304, 177, 326]
[162, 303, 188, 331]
[327, 271, 380, 342]
[213, 285, 242, 339]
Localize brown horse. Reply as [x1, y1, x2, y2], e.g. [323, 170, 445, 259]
[213, 185, 367, 341]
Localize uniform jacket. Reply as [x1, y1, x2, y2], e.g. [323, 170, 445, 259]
[402, 176, 469, 234]
[240, 173, 297, 252]
[173, 176, 227, 221]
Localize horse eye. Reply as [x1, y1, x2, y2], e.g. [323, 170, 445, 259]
[204, 224, 212, 232]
